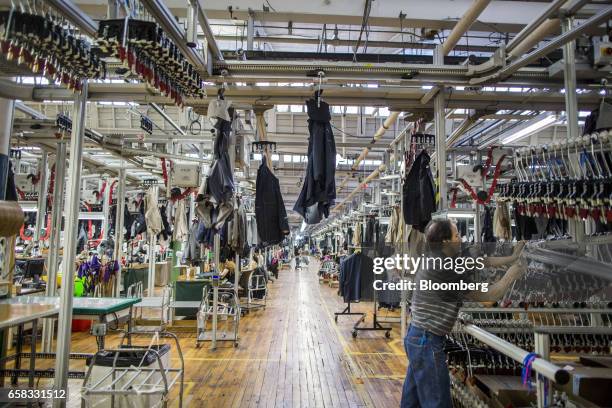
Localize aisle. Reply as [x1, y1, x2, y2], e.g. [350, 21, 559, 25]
[63, 257, 406, 407]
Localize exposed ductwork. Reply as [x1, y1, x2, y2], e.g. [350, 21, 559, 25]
[441, 0, 492, 56]
[333, 164, 386, 212]
[507, 18, 560, 59]
[337, 111, 400, 193]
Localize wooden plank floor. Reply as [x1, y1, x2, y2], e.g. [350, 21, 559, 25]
[20, 258, 407, 407]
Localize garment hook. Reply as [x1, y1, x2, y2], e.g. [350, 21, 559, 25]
[316, 70, 325, 108]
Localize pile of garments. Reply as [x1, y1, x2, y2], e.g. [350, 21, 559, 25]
[293, 96, 337, 224]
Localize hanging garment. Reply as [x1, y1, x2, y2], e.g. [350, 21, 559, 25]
[352, 222, 362, 248]
[229, 201, 247, 255]
[184, 222, 202, 263]
[481, 206, 496, 243]
[207, 118, 235, 205]
[338, 252, 375, 302]
[207, 99, 232, 122]
[402, 150, 436, 233]
[293, 98, 337, 224]
[173, 199, 189, 242]
[255, 160, 289, 247]
[144, 188, 162, 235]
[158, 205, 172, 241]
[378, 269, 402, 309]
[493, 202, 512, 241]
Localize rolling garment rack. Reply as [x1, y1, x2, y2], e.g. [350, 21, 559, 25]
[81, 331, 185, 408]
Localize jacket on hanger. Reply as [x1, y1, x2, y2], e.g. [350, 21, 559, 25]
[293, 98, 337, 224]
[338, 252, 374, 302]
[255, 160, 289, 247]
[184, 222, 201, 263]
[207, 118, 235, 205]
[493, 202, 512, 241]
[144, 188, 162, 235]
[173, 199, 189, 242]
[402, 150, 436, 233]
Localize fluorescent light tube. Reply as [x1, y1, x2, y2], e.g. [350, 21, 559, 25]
[501, 115, 557, 145]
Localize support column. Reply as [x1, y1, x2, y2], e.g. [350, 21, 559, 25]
[534, 332, 551, 408]
[147, 185, 158, 297]
[434, 46, 447, 211]
[247, 9, 255, 51]
[101, 176, 111, 241]
[42, 141, 67, 352]
[34, 152, 49, 244]
[53, 82, 88, 405]
[0, 98, 16, 375]
[113, 167, 126, 297]
[561, 17, 583, 243]
[0, 98, 15, 200]
[562, 17, 579, 140]
[107, 0, 118, 19]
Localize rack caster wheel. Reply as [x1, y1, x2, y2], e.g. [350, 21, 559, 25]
[334, 316, 338, 323]
[195, 343, 201, 348]
[352, 330, 357, 338]
[234, 343, 239, 348]
[385, 331, 391, 339]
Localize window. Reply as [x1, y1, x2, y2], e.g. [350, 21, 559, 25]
[290, 105, 303, 113]
[277, 105, 289, 112]
[346, 106, 358, 114]
[365, 107, 376, 115]
[378, 107, 390, 117]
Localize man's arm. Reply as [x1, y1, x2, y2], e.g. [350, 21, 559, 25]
[482, 241, 526, 268]
[467, 258, 526, 302]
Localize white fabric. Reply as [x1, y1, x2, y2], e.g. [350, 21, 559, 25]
[173, 199, 189, 242]
[144, 187, 162, 235]
[207, 99, 232, 122]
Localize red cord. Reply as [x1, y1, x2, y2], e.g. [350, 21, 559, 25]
[459, 154, 507, 205]
[161, 157, 169, 187]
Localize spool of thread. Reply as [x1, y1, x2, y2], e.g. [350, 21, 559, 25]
[0, 201, 24, 237]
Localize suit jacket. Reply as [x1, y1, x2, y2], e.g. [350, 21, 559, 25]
[402, 150, 436, 232]
[255, 161, 289, 247]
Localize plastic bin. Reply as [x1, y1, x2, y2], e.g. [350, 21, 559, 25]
[82, 345, 171, 408]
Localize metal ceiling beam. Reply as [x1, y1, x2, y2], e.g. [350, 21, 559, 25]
[139, 0, 208, 74]
[216, 35, 499, 53]
[46, 0, 98, 37]
[194, 0, 224, 61]
[506, 0, 569, 53]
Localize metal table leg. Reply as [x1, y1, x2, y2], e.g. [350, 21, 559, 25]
[12, 324, 23, 385]
[29, 319, 37, 388]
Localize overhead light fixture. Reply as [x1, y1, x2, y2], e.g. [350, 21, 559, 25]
[501, 114, 558, 145]
[433, 209, 476, 219]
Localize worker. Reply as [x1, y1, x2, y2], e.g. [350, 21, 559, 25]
[401, 219, 526, 408]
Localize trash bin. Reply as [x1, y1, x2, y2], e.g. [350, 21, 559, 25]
[82, 345, 171, 408]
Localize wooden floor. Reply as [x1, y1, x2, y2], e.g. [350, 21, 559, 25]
[24, 258, 408, 407]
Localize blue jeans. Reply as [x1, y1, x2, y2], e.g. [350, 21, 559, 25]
[400, 324, 452, 408]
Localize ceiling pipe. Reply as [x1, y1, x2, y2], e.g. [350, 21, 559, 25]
[119, 146, 209, 163]
[498, 6, 612, 79]
[441, 0, 492, 56]
[149, 103, 187, 136]
[186, 0, 199, 48]
[337, 110, 400, 193]
[0, 80, 35, 101]
[446, 111, 486, 146]
[194, 0, 224, 61]
[505, 0, 568, 53]
[507, 18, 560, 59]
[333, 164, 386, 212]
[215, 35, 500, 53]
